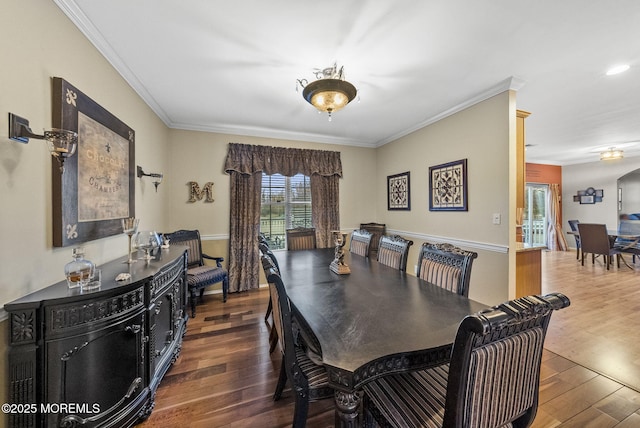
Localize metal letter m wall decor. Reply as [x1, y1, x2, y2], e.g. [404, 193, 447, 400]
[188, 182, 214, 203]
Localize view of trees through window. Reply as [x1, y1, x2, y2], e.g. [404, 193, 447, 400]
[260, 173, 312, 249]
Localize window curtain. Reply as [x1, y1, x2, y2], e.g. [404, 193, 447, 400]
[224, 143, 342, 293]
[546, 183, 568, 251]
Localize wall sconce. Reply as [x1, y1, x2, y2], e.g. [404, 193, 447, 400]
[137, 165, 163, 192]
[8, 112, 78, 172]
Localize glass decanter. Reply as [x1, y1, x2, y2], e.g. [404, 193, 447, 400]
[64, 247, 95, 289]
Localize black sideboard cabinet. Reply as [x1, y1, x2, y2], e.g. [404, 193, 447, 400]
[4, 246, 188, 428]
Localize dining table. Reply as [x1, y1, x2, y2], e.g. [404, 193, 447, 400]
[276, 248, 488, 427]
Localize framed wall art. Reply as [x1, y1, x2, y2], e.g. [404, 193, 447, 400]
[387, 171, 411, 210]
[52, 77, 135, 247]
[429, 159, 468, 211]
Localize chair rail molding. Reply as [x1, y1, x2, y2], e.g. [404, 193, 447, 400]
[386, 228, 509, 254]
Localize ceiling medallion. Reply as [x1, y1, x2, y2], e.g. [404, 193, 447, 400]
[296, 63, 357, 121]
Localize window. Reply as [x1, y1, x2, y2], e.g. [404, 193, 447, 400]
[260, 173, 312, 249]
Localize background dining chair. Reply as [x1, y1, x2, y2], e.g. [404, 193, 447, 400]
[577, 223, 621, 270]
[360, 222, 386, 258]
[164, 229, 228, 317]
[264, 265, 333, 428]
[377, 235, 413, 272]
[363, 293, 571, 428]
[416, 242, 478, 297]
[349, 228, 373, 257]
[568, 219, 581, 260]
[286, 227, 317, 250]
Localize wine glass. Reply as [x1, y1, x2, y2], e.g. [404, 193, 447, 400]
[133, 230, 162, 261]
[121, 218, 140, 264]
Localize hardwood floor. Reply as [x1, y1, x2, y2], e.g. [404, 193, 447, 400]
[139, 250, 640, 427]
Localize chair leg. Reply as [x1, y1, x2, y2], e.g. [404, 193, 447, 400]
[273, 358, 287, 401]
[581, 252, 585, 266]
[292, 386, 310, 428]
[222, 276, 228, 302]
[190, 288, 197, 318]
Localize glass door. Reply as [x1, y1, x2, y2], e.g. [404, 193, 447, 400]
[523, 184, 548, 247]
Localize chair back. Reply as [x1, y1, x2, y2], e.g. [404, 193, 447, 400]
[377, 235, 414, 272]
[349, 229, 373, 257]
[444, 293, 571, 427]
[360, 222, 386, 257]
[577, 223, 611, 255]
[416, 242, 478, 297]
[568, 219, 581, 246]
[286, 227, 317, 250]
[259, 242, 280, 273]
[163, 229, 204, 268]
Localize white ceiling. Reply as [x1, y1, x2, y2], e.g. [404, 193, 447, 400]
[55, 0, 640, 165]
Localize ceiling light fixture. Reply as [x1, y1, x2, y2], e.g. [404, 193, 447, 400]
[606, 64, 630, 76]
[296, 63, 357, 121]
[600, 147, 624, 160]
[7, 112, 78, 173]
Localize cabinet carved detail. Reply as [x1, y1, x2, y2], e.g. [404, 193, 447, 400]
[50, 288, 144, 332]
[10, 310, 36, 344]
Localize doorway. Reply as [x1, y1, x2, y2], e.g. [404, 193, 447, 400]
[523, 183, 548, 247]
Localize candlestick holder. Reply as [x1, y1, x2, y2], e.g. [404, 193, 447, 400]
[330, 230, 350, 275]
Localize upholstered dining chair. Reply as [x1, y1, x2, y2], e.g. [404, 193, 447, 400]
[416, 242, 478, 298]
[377, 234, 413, 272]
[264, 264, 333, 428]
[577, 223, 622, 270]
[567, 219, 581, 260]
[349, 229, 373, 257]
[163, 229, 228, 317]
[286, 227, 317, 250]
[363, 293, 571, 428]
[360, 222, 386, 258]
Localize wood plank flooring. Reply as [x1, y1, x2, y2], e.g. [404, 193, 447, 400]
[139, 250, 640, 427]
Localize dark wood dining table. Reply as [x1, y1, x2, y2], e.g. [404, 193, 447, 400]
[276, 248, 488, 427]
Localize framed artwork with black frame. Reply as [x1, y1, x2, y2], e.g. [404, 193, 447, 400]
[52, 77, 135, 247]
[429, 159, 468, 211]
[387, 171, 411, 211]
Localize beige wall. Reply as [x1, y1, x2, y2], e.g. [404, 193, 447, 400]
[375, 92, 513, 305]
[0, 3, 171, 426]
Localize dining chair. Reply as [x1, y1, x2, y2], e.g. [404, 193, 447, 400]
[360, 222, 386, 258]
[286, 227, 317, 250]
[264, 265, 333, 428]
[349, 228, 373, 257]
[363, 293, 571, 428]
[567, 219, 581, 260]
[163, 229, 228, 317]
[377, 234, 414, 272]
[416, 242, 478, 298]
[259, 242, 281, 352]
[577, 223, 622, 270]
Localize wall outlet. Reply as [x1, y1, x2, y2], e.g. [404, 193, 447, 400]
[492, 213, 501, 225]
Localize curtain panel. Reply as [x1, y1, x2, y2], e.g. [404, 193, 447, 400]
[546, 183, 568, 251]
[224, 143, 342, 293]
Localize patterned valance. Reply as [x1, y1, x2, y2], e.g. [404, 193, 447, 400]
[224, 143, 342, 177]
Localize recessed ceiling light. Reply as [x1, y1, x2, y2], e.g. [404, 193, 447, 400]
[606, 64, 630, 76]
